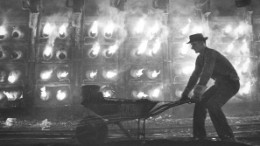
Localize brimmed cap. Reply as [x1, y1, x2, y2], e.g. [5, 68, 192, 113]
[187, 33, 208, 44]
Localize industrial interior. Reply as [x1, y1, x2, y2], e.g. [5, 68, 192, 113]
[0, 0, 259, 146]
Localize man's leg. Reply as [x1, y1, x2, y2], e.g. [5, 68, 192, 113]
[205, 80, 239, 141]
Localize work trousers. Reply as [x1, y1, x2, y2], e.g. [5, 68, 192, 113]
[193, 78, 240, 140]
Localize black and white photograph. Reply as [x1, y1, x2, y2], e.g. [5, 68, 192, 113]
[0, 0, 259, 146]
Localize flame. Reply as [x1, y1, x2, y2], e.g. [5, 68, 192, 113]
[103, 90, 113, 98]
[43, 45, 53, 58]
[40, 119, 52, 130]
[57, 71, 69, 79]
[40, 70, 53, 81]
[181, 18, 191, 35]
[107, 43, 119, 55]
[89, 70, 97, 79]
[150, 39, 161, 56]
[134, 18, 145, 34]
[40, 86, 49, 101]
[131, 68, 144, 78]
[105, 70, 117, 79]
[0, 26, 7, 36]
[151, 70, 160, 78]
[136, 69, 144, 77]
[8, 71, 21, 83]
[137, 40, 148, 55]
[135, 91, 148, 99]
[5, 118, 16, 127]
[59, 23, 68, 37]
[90, 42, 101, 57]
[104, 21, 115, 38]
[149, 88, 161, 99]
[224, 24, 232, 34]
[89, 21, 98, 36]
[43, 23, 55, 36]
[3, 91, 21, 101]
[56, 90, 67, 101]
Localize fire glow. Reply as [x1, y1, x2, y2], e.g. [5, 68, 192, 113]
[3, 91, 22, 101]
[136, 40, 148, 55]
[88, 70, 97, 80]
[40, 86, 50, 101]
[104, 70, 117, 79]
[104, 21, 115, 38]
[56, 90, 67, 101]
[40, 70, 53, 81]
[8, 71, 21, 83]
[89, 42, 100, 58]
[57, 70, 69, 80]
[131, 68, 144, 78]
[134, 18, 145, 34]
[43, 45, 53, 59]
[147, 70, 160, 79]
[0, 26, 7, 37]
[59, 23, 68, 38]
[89, 21, 98, 37]
[43, 23, 55, 36]
[149, 39, 161, 56]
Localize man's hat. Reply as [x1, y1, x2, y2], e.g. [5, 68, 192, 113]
[187, 33, 208, 44]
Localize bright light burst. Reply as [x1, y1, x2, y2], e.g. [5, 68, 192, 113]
[40, 70, 53, 81]
[137, 40, 148, 55]
[89, 70, 97, 79]
[89, 42, 100, 57]
[149, 39, 161, 56]
[57, 71, 69, 79]
[8, 71, 20, 83]
[131, 68, 144, 78]
[40, 86, 49, 101]
[134, 18, 145, 34]
[224, 24, 232, 34]
[43, 23, 55, 36]
[3, 91, 21, 101]
[133, 91, 148, 99]
[107, 43, 119, 55]
[147, 70, 160, 79]
[149, 88, 161, 99]
[89, 21, 98, 37]
[43, 45, 53, 58]
[105, 70, 117, 79]
[0, 26, 7, 36]
[59, 23, 68, 37]
[56, 90, 67, 101]
[104, 21, 115, 38]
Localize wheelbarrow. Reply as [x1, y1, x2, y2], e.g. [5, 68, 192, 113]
[75, 85, 192, 145]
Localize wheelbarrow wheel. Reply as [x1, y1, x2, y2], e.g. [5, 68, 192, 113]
[75, 115, 108, 146]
